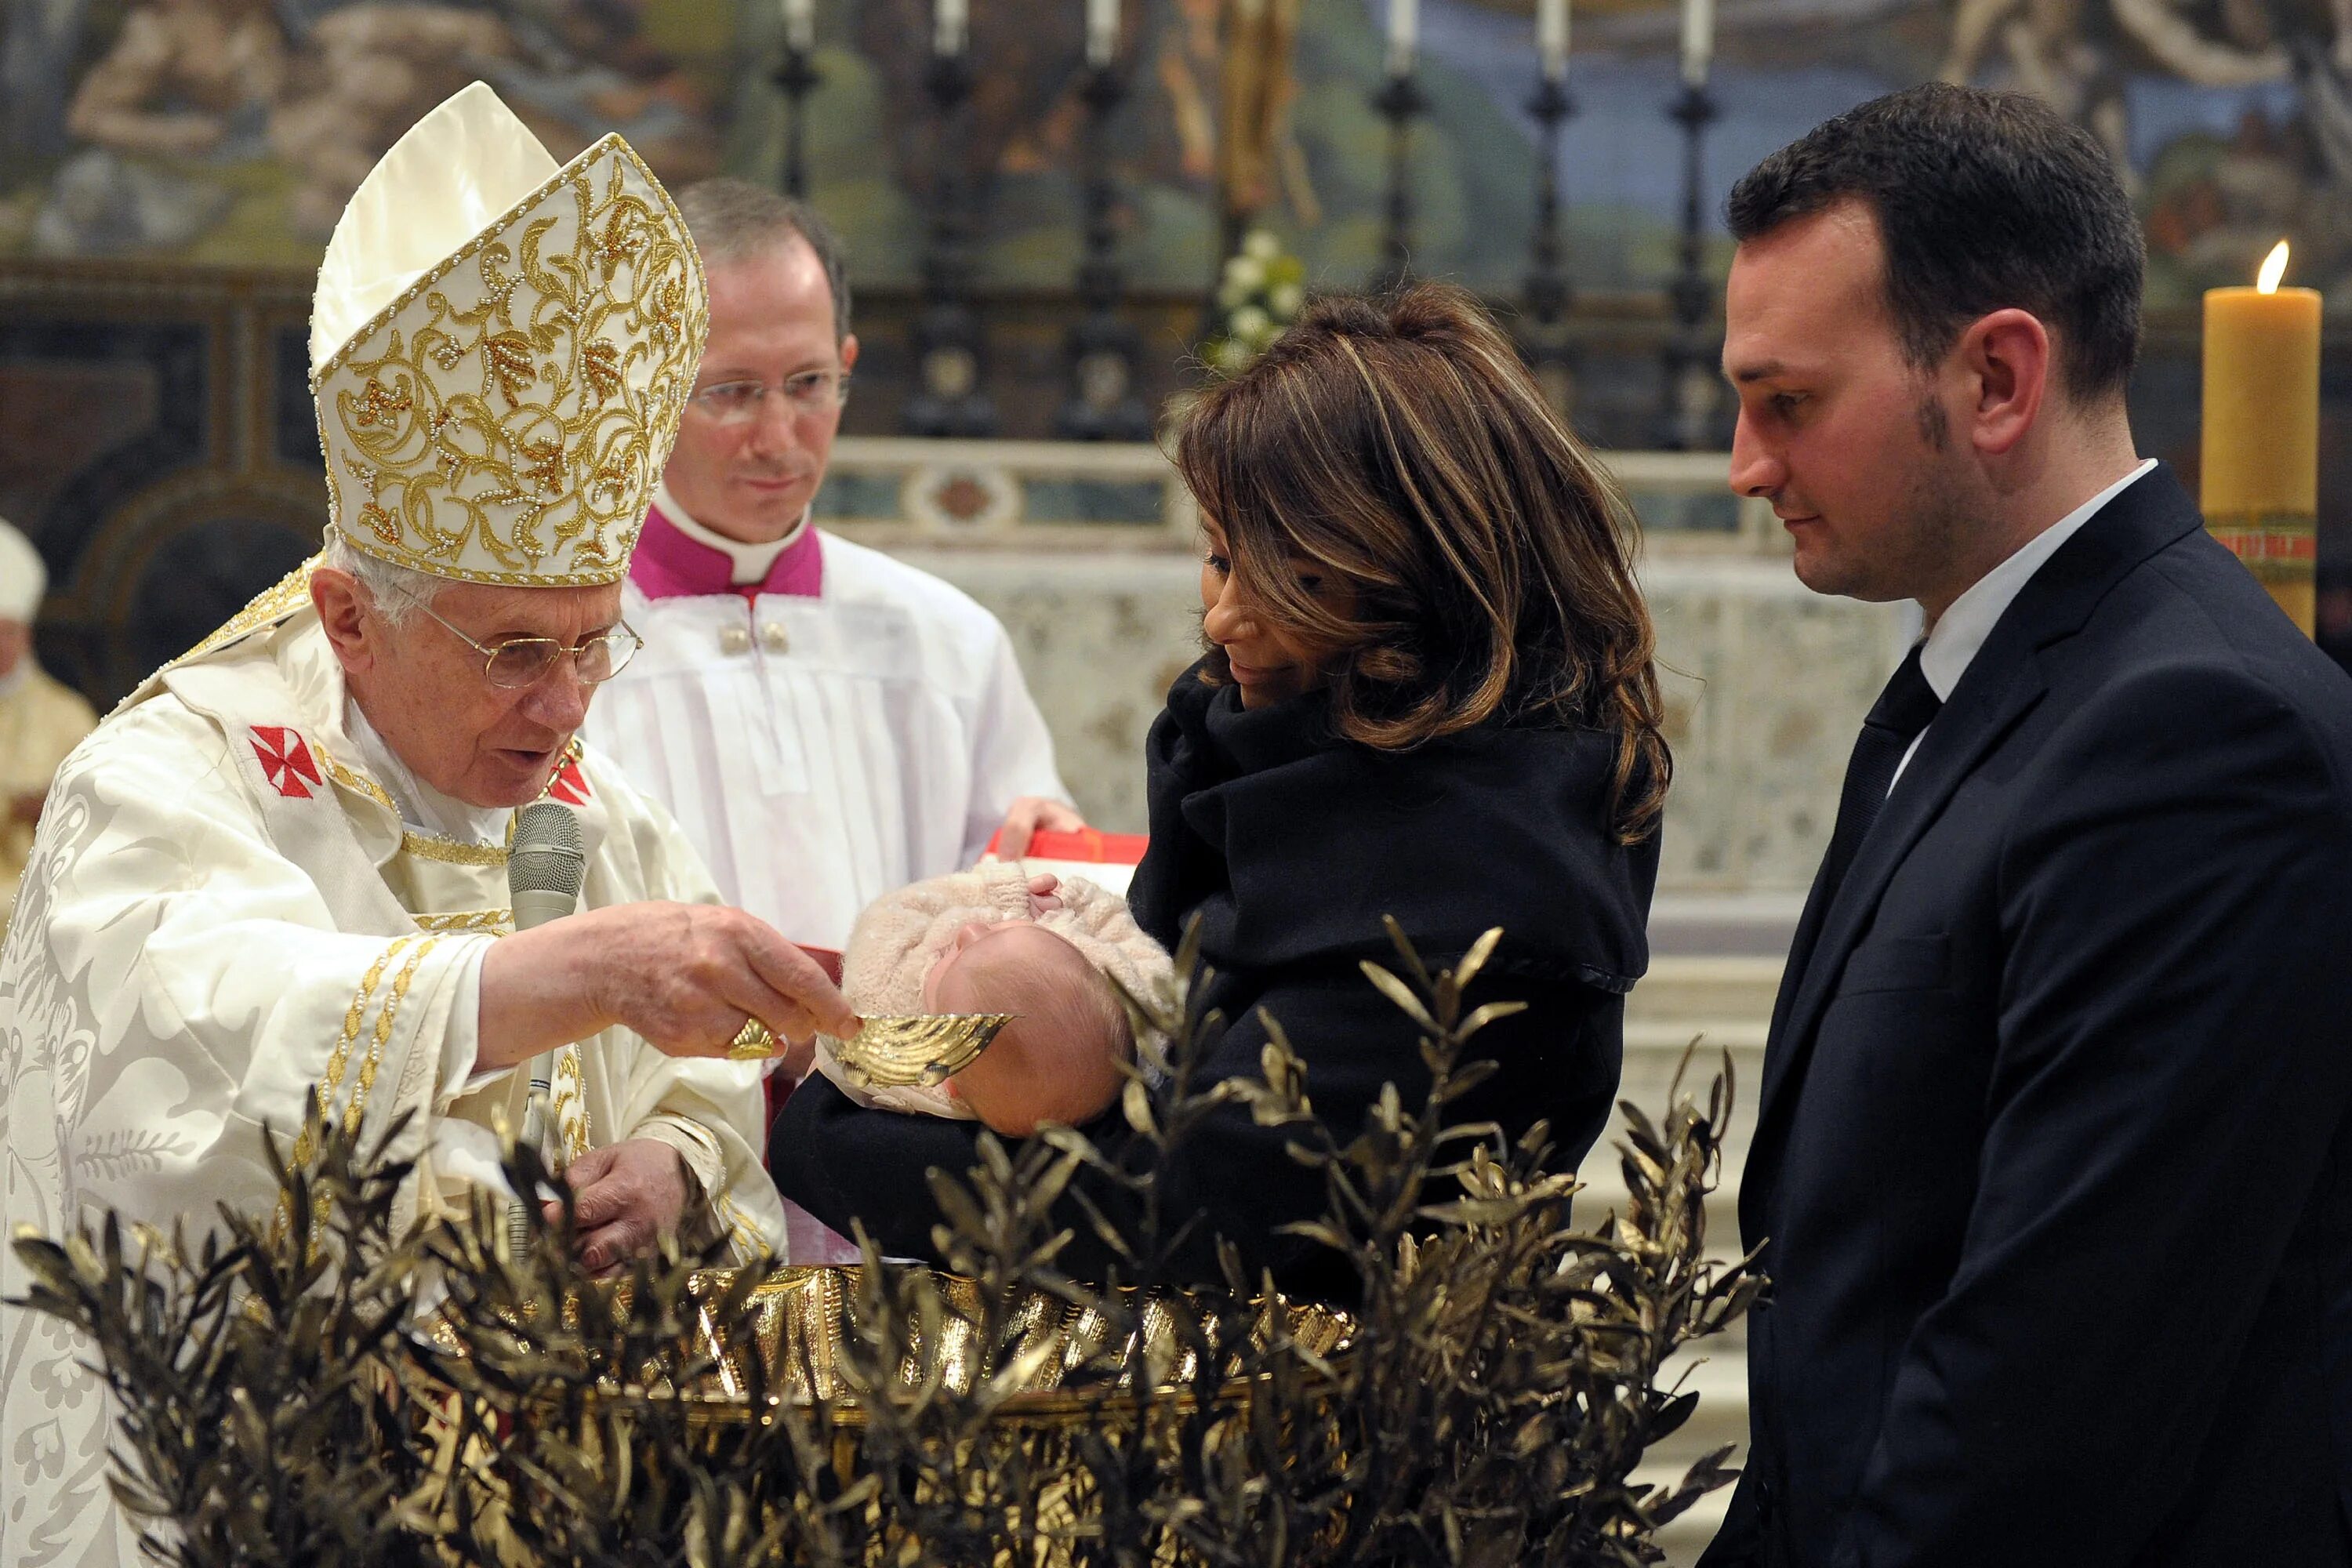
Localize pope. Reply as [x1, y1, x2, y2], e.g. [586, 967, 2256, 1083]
[0, 83, 855, 1568]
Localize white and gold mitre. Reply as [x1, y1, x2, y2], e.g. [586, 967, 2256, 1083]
[310, 82, 706, 586]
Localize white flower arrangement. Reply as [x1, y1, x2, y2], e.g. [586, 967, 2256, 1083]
[1203, 229, 1308, 376]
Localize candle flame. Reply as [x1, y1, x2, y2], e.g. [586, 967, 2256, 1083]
[2257, 240, 2290, 294]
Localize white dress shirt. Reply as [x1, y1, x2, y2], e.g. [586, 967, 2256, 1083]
[1890, 458, 2157, 791]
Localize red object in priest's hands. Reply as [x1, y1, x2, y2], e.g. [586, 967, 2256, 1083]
[982, 826, 1149, 896]
[983, 826, 1149, 864]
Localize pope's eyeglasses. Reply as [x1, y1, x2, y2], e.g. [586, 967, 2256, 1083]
[417, 602, 643, 689]
[688, 368, 851, 425]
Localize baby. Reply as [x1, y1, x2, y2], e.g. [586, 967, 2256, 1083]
[818, 861, 1173, 1136]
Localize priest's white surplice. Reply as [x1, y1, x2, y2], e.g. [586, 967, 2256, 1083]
[0, 579, 786, 1568]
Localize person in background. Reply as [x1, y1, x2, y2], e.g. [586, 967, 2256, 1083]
[0, 518, 96, 944]
[582, 180, 1080, 1261]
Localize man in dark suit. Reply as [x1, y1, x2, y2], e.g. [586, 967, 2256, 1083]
[1700, 83, 2352, 1566]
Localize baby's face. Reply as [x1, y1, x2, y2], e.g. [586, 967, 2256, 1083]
[918, 875, 1064, 1012]
[922, 919, 1024, 1012]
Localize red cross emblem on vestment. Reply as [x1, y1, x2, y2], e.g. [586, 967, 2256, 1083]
[546, 753, 591, 805]
[249, 726, 323, 800]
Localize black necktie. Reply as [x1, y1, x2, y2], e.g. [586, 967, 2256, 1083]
[1819, 647, 1943, 901]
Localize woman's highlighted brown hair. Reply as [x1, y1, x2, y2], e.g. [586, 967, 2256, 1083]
[1174, 282, 1670, 841]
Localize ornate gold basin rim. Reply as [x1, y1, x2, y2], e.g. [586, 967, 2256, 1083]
[424, 1264, 1355, 1425]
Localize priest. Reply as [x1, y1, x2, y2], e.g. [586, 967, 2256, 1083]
[0, 84, 855, 1568]
[0, 519, 96, 946]
[582, 179, 1080, 959]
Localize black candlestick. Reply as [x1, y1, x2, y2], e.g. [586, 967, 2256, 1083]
[773, 41, 822, 199]
[1370, 70, 1428, 292]
[1656, 78, 1720, 450]
[1522, 73, 1577, 416]
[905, 47, 996, 437]
[1055, 60, 1152, 441]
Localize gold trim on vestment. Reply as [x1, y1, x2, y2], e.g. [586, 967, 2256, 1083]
[401, 832, 510, 866]
[274, 935, 413, 1246]
[327, 755, 397, 814]
[714, 1192, 768, 1263]
[180, 557, 319, 666]
[413, 909, 514, 934]
[551, 1044, 590, 1164]
[349, 937, 439, 1137]
[321, 938, 408, 1133]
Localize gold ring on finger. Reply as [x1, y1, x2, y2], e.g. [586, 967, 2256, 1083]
[725, 1017, 779, 1062]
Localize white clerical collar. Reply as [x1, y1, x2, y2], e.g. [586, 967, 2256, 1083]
[343, 697, 513, 846]
[653, 480, 807, 587]
[1918, 458, 2157, 701]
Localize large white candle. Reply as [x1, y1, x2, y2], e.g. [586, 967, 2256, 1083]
[1538, 0, 1570, 82]
[1680, 0, 1713, 85]
[1386, 0, 1418, 76]
[781, 0, 815, 52]
[935, 0, 967, 56]
[1086, 0, 1118, 64]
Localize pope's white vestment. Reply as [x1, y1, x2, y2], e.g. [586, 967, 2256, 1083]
[0, 583, 786, 1568]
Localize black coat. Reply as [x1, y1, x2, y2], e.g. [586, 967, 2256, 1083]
[1700, 466, 2352, 1568]
[770, 662, 1659, 1301]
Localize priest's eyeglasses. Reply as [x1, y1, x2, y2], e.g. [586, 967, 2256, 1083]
[688, 369, 851, 424]
[418, 603, 644, 688]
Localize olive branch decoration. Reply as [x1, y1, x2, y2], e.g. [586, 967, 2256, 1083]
[11, 919, 1758, 1566]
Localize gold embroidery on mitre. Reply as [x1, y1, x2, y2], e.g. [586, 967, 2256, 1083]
[313, 137, 708, 587]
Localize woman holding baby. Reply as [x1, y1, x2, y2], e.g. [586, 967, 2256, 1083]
[773, 282, 1666, 1302]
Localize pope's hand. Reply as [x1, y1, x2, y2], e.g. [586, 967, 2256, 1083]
[993, 796, 1086, 860]
[544, 1138, 688, 1275]
[477, 902, 859, 1073]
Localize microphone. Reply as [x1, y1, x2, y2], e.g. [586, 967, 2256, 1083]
[510, 801, 586, 933]
[506, 801, 586, 1254]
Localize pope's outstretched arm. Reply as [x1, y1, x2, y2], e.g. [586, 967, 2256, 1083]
[0, 702, 854, 1250]
[478, 898, 853, 1069]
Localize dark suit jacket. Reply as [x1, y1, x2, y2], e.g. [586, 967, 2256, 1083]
[771, 662, 1657, 1302]
[1701, 466, 2352, 1568]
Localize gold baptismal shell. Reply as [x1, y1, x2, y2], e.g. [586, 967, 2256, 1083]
[829, 1013, 1012, 1089]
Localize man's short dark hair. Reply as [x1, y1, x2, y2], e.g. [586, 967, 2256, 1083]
[1726, 83, 2143, 402]
[673, 178, 853, 343]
